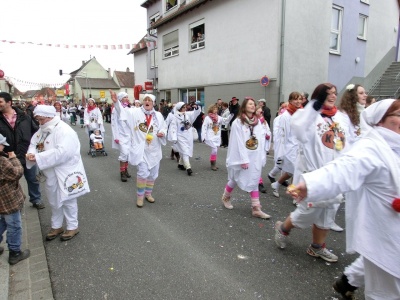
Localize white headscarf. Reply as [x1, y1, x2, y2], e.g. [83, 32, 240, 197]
[360, 98, 396, 132]
[117, 92, 128, 102]
[33, 105, 57, 118]
[174, 102, 185, 113]
[143, 94, 156, 103]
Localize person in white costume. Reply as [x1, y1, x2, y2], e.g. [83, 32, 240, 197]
[274, 83, 349, 263]
[167, 102, 201, 176]
[84, 98, 105, 137]
[111, 92, 132, 182]
[165, 104, 180, 162]
[270, 92, 303, 198]
[201, 104, 233, 171]
[337, 83, 367, 146]
[110, 91, 167, 208]
[288, 99, 400, 300]
[255, 104, 271, 193]
[221, 97, 271, 219]
[26, 105, 90, 241]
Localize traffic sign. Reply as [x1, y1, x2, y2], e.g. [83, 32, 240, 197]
[99, 90, 105, 98]
[260, 75, 269, 87]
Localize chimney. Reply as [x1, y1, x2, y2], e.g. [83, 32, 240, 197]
[108, 68, 111, 79]
[82, 60, 85, 65]
[126, 67, 130, 73]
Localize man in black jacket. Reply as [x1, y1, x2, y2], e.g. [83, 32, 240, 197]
[0, 92, 44, 209]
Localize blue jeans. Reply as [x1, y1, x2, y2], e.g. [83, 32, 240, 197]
[0, 211, 22, 252]
[23, 163, 42, 204]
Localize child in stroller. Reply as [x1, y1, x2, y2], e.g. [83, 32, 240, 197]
[88, 129, 107, 157]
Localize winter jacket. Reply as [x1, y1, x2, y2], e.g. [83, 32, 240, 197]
[0, 153, 25, 214]
[0, 106, 39, 165]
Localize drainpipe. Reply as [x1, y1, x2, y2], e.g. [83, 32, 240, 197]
[278, 0, 286, 105]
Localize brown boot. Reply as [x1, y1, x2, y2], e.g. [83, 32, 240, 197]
[121, 171, 127, 182]
[252, 207, 271, 219]
[137, 196, 144, 208]
[60, 228, 80, 241]
[145, 195, 155, 203]
[221, 192, 233, 209]
[211, 161, 218, 171]
[46, 228, 64, 241]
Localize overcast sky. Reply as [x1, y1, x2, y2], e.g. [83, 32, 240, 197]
[0, 0, 147, 91]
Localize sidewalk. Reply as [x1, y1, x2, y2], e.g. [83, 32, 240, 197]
[0, 184, 53, 300]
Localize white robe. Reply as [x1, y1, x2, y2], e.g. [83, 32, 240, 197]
[26, 117, 90, 208]
[201, 114, 232, 148]
[84, 107, 105, 134]
[272, 115, 284, 163]
[226, 118, 266, 192]
[301, 129, 400, 281]
[279, 111, 298, 174]
[167, 108, 201, 157]
[110, 106, 131, 156]
[114, 101, 167, 168]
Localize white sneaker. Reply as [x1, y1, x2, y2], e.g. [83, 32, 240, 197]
[330, 222, 344, 232]
[271, 182, 280, 198]
[274, 221, 287, 249]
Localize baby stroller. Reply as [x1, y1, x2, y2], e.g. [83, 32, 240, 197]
[87, 125, 107, 157]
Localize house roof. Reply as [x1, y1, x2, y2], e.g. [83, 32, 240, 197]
[70, 59, 91, 76]
[114, 71, 135, 88]
[128, 35, 148, 54]
[141, 0, 158, 9]
[23, 90, 40, 98]
[76, 77, 120, 89]
[151, 0, 211, 29]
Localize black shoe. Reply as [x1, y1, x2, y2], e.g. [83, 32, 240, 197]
[9, 249, 30, 265]
[281, 180, 290, 187]
[125, 170, 131, 178]
[32, 202, 45, 209]
[268, 175, 276, 183]
[187, 168, 193, 176]
[332, 274, 357, 300]
[258, 183, 267, 193]
[178, 164, 185, 170]
[120, 172, 128, 182]
[0, 246, 4, 255]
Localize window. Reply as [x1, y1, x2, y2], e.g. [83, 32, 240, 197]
[166, 0, 178, 12]
[150, 48, 158, 68]
[358, 14, 368, 40]
[163, 30, 179, 58]
[149, 13, 160, 36]
[330, 5, 343, 54]
[190, 20, 205, 51]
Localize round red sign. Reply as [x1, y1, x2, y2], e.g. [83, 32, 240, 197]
[0, 70, 4, 79]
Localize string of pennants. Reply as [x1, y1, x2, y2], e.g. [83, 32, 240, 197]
[4, 76, 66, 89]
[0, 39, 153, 50]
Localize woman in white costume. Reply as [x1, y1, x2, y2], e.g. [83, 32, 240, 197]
[111, 92, 132, 182]
[274, 83, 349, 263]
[270, 92, 303, 198]
[26, 105, 90, 241]
[110, 91, 167, 208]
[255, 104, 271, 193]
[167, 102, 201, 176]
[84, 98, 105, 137]
[221, 97, 271, 219]
[288, 99, 400, 300]
[201, 104, 232, 171]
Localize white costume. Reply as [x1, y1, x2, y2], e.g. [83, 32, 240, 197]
[111, 100, 131, 162]
[336, 111, 362, 146]
[90, 132, 104, 144]
[114, 101, 167, 170]
[226, 118, 266, 192]
[201, 114, 232, 148]
[27, 109, 89, 231]
[290, 101, 348, 229]
[168, 103, 201, 157]
[279, 110, 298, 174]
[84, 103, 105, 135]
[301, 99, 400, 299]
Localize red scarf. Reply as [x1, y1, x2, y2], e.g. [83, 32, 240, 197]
[321, 105, 337, 117]
[87, 104, 96, 113]
[287, 103, 302, 115]
[208, 113, 218, 124]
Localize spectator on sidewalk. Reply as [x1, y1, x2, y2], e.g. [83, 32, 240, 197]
[0, 133, 30, 265]
[0, 92, 44, 210]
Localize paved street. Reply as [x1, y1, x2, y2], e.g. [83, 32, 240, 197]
[35, 122, 360, 300]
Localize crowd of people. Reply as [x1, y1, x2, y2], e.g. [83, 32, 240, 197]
[0, 87, 398, 299]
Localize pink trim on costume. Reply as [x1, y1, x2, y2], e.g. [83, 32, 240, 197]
[225, 184, 234, 193]
[210, 154, 217, 162]
[120, 166, 126, 172]
[258, 177, 263, 184]
[250, 191, 259, 198]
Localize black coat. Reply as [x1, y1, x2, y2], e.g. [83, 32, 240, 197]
[0, 106, 39, 165]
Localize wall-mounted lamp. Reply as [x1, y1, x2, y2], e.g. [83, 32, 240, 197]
[144, 37, 157, 43]
[355, 57, 360, 63]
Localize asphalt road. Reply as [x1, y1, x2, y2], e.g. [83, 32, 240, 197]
[37, 121, 362, 300]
